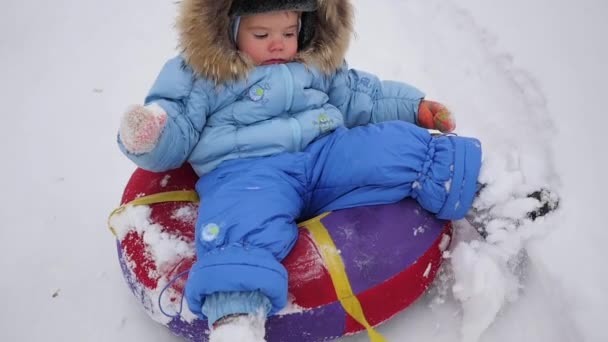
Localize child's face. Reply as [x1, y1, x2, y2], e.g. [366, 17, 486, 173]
[237, 11, 299, 66]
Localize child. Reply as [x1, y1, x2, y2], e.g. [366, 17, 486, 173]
[117, 1, 555, 340]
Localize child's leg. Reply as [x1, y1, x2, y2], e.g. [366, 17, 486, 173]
[183, 156, 306, 327]
[304, 121, 482, 220]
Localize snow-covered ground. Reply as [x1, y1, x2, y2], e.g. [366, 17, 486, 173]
[1, 0, 606, 341]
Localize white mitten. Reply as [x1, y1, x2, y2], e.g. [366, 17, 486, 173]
[119, 103, 167, 154]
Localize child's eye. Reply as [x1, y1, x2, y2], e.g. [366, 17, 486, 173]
[284, 32, 296, 38]
[253, 33, 268, 39]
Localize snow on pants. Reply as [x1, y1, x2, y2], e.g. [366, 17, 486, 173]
[184, 121, 482, 318]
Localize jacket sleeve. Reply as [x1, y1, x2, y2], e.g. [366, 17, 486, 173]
[118, 56, 210, 172]
[327, 64, 426, 128]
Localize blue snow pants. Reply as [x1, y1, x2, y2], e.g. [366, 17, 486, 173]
[184, 121, 482, 324]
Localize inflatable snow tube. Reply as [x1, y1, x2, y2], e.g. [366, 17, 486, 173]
[109, 164, 452, 342]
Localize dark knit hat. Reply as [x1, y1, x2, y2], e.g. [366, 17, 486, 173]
[228, 0, 318, 16]
[229, 0, 318, 50]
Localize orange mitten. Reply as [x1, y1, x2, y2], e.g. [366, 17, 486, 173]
[417, 100, 456, 133]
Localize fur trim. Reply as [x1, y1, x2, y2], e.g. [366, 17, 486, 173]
[176, 0, 354, 83]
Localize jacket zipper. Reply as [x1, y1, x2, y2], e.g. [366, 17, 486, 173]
[281, 64, 302, 150]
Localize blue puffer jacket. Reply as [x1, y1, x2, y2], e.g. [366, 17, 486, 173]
[118, 56, 425, 175]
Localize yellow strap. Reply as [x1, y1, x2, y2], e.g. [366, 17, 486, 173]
[108, 190, 200, 236]
[301, 214, 388, 342]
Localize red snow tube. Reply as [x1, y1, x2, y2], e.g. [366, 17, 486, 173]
[109, 164, 452, 342]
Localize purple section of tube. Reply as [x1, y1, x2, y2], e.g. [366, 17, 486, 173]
[321, 199, 445, 294]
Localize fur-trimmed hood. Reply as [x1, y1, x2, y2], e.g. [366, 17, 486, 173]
[176, 0, 354, 83]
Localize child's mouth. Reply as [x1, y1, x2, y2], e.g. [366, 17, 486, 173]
[263, 59, 287, 65]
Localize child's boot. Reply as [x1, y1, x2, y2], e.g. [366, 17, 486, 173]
[467, 186, 559, 238]
[203, 291, 271, 342]
[209, 314, 267, 342]
[525, 188, 559, 220]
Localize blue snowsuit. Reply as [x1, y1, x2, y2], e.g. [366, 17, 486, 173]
[118, 57, 482, 324]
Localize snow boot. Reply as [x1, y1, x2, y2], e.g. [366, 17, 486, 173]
[525, 188, 559, 221]
[209, 314, 267, 342]
[467, 187, 559, 239]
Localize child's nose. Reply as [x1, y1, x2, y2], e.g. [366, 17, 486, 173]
[269, 39, 284, 52]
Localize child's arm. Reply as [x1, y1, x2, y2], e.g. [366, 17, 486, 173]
[118, 57, 210, 172]
[327, 65, 454, 132]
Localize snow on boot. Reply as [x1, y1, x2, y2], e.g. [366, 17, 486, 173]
[209, 314, 267, 342]
[525, 188, 559, 220]
[467, 187, 559, 239]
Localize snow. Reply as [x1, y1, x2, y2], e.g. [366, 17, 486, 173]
[1, 0, 607, 341]
[110, 205, 194, 268]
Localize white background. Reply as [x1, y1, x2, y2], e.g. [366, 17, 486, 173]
[1, 0, 606, 341]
